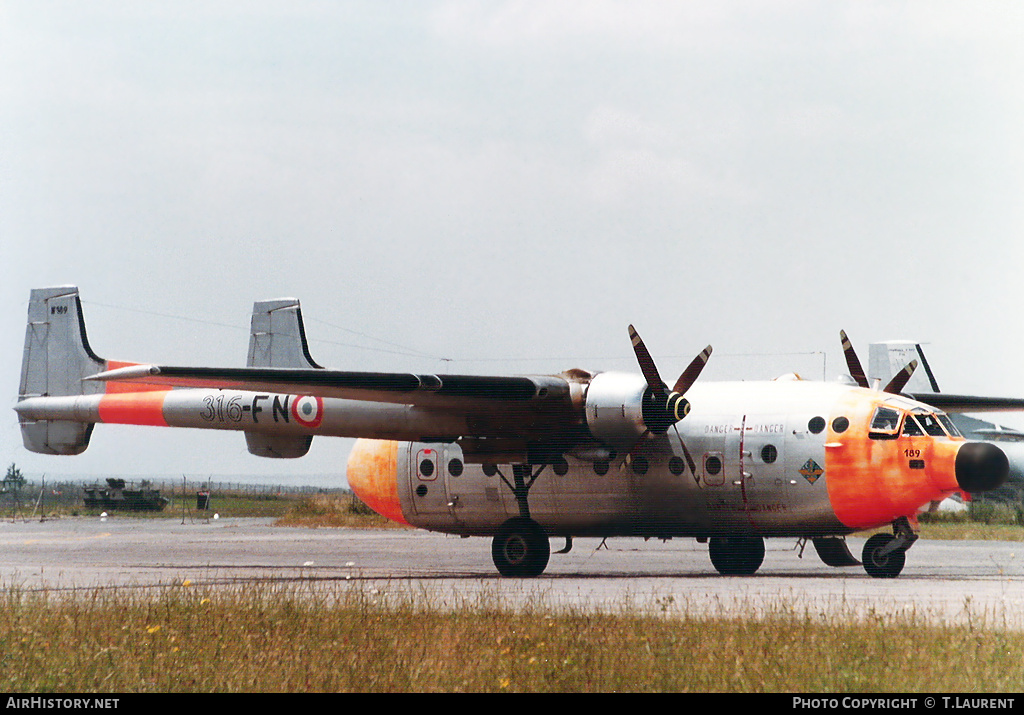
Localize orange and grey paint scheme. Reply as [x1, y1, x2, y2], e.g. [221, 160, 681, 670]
[16, 286, 1015, 579]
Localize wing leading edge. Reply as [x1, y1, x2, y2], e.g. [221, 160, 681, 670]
[85, 364, 572, 407]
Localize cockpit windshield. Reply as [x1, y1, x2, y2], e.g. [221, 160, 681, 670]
[870, 405, 960, 440]
[915, 412, 947, 437]
[936, 413, 962, 438]
[901, 414, 924, 436]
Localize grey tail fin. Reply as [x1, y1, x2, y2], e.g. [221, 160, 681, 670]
[244, 298, 322, 458]
[247, 298, 323, 370]
[18, 286, 106, 454]
[868, 341, 941, 394]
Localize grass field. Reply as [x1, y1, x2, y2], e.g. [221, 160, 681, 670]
[3, 582, 1023, 692]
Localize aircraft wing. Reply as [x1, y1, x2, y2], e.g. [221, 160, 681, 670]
[86, 364, 575, 410]
[907, 393, 1024, 413]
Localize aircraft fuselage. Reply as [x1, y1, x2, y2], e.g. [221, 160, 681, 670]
[347, 378, 972, 540]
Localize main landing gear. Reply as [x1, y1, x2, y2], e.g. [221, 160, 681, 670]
[490, 463, 552, 578]
[491, 517, 550, 577]
[707, 535, 766, 575]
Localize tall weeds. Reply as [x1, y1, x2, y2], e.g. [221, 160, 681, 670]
[1, 583, 1022, 692]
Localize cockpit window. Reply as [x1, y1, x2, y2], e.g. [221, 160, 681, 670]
[937, 413, 962, 438]
[902, 415, 924, 436]
[870, 407, 901, 432]
[916, 413, 947, 437]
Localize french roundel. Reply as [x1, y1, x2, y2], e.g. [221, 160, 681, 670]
[291, 395, 323, 428]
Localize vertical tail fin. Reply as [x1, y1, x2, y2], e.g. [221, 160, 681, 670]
[247, 298, 323, 369]
[868, 341, 941, 394]
[18, 286, 105, 454]
[244, 298, 322, 458]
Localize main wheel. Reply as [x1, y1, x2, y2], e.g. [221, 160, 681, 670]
[862, 533, 905, 578]
[491, 518, 550, 577]
[708, 536, 765, 575]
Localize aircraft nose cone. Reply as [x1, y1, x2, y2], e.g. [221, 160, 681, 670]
[955, 442, 1009, 493]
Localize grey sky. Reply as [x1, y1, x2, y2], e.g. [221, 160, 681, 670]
[3, 1, 1024, 485]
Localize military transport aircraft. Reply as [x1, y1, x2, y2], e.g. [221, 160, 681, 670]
[15, 286, 1022, 579]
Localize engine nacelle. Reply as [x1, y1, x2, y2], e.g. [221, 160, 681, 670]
[584, 371, 650, 446]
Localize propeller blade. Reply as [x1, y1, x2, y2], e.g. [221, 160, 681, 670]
[619, 429, 652, 472]
[679, 439, 697, 481]
[628, 325, 666, 390]
[672, 345, 713, 395]
[840, 330, 870, 389]
[672, 423, 699, 483]
[883, 360, 918, 395]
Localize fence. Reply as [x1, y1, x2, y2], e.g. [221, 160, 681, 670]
[0, 478, 347, 519]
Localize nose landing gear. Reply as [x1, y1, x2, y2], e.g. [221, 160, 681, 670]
[862, 517, 918, 579]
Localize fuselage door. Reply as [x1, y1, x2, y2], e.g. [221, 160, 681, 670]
[724, 415, 752, 502]
[407, 445, 451, 517]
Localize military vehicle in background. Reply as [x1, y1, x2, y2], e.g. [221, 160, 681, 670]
[83, 478, 170, 512]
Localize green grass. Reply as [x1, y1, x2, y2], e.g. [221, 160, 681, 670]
[275, 493, 405, 529]
[1, 583, 1022, 692]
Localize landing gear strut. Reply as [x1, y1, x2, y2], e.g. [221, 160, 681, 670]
[490, 463, 551, 577]
[708, 535, 765, 575]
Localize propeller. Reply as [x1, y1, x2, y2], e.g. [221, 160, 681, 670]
[840, 329, 869, 389]
[840, 330, 916, 395]
[622, 325, 712, 476]
[883, 359, 918, 395]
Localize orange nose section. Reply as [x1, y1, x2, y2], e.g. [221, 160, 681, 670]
[347, 439, 407, 525]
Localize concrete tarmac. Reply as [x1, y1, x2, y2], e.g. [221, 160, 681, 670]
[1, 515, 1023, 626]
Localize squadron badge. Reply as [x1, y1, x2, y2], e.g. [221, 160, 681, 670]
[799, 458, 824, 484]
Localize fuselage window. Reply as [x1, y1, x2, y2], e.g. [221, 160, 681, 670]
[832, 416, 850, 433]
[808, 416, 826, 434]
[705, 455, 723, 475]
[761, 444, 778, 464]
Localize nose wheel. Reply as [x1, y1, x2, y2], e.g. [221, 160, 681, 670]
[861, 533, 907, 578]
[861, 517, 918, 578]
[491, 517, 550, 577]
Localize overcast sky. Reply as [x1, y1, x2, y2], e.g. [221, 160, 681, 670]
[3, 2, 1024, 486]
